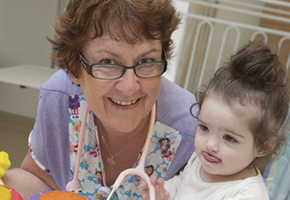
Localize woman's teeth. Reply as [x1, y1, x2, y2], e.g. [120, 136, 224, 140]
[110, 98, 138, 106]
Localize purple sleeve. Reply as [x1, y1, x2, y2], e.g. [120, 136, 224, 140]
[157, 77, 198, 180]
[30, 88, 71, 189]
[30, 70, 82, 189]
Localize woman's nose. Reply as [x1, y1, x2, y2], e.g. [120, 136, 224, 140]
[115, 68, 140, 95]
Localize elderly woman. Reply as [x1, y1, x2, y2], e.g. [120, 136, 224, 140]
[3, 0, 198, 199]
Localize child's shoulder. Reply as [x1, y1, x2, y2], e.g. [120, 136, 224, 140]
[225, 171, 269, 200]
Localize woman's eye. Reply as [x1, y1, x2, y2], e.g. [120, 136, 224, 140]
[138, 58, 155, 65]
[99, 59, 116, 65]
[223, 135, 237, 143]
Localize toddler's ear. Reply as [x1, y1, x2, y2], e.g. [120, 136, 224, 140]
[257, 140, 276, 157]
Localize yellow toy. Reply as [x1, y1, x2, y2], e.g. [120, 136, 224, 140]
[0, 151, 23, 200]
[0, 151, 11, 185]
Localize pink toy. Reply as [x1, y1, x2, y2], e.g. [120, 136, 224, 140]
[0, 185, 23, 200]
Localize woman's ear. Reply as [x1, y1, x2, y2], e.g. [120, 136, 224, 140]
[257, 140, 276, 157]
[70, 73, 80, 85]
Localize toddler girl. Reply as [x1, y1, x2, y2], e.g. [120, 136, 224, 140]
[141, 41, 290, 200]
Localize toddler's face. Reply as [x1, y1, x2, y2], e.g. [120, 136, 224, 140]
[194, 95, 264, 182]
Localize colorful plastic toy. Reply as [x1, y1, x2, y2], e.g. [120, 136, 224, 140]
[0, 185, 23, 200]
[0, 151, 11, 185]
[28, 190, 91, 200]
[0, 151, 23, 200]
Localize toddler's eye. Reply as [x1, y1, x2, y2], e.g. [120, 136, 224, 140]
[223, 135, 237, 142]
[199, 124, 209, 133]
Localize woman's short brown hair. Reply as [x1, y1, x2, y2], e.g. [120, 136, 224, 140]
[49, 0, 181, 77]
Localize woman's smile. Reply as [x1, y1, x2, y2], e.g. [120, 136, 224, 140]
[109, 97, 139, 106]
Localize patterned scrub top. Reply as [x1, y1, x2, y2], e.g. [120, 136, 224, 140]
[29, 95, 185, 200]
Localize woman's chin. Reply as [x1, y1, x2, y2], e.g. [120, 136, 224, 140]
[113, 123, 140, 134]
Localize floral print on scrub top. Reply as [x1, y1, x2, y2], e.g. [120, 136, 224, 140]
[32, 95, 184, 200]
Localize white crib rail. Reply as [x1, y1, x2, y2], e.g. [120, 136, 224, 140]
[177, 0, 290, 23]
[174, 0, 290, 92]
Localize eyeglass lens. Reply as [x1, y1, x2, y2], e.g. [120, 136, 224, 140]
[91, 62, 165, 79]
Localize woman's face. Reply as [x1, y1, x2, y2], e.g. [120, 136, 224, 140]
[74, 34, 162, 134]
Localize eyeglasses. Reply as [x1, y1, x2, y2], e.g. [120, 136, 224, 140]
[78, 51, 167, 80]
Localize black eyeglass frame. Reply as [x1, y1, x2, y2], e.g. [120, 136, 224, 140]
[77, 51, 168, 80]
